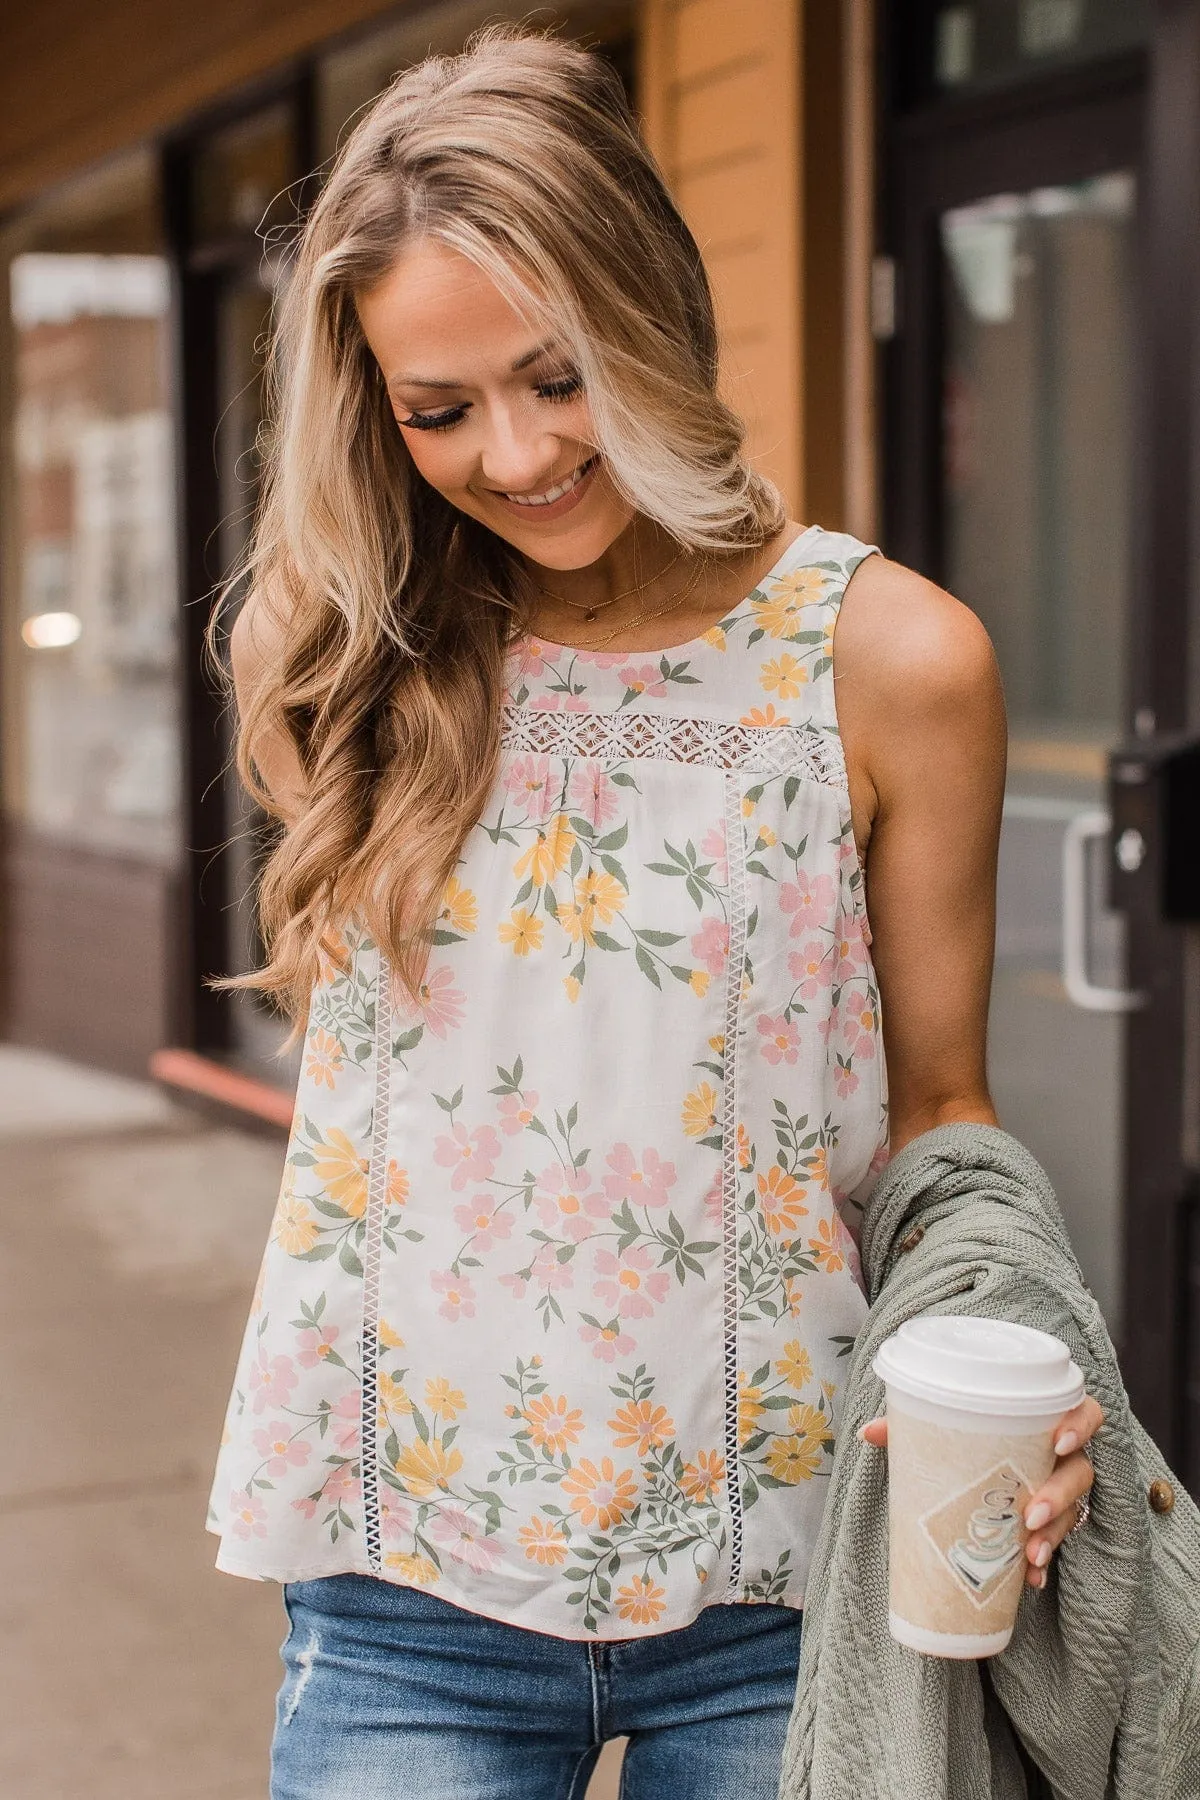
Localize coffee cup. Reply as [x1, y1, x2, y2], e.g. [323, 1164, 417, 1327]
[872, 1316, 1085, 1658]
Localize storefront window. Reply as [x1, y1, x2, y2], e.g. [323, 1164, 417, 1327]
[3, 153, 181, 865]
[898, 1, 1149, 106]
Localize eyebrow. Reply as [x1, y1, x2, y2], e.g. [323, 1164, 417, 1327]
[390, 338, 561, 392]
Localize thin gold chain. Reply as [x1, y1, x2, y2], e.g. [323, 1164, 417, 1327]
[568, 555, 709, 650]
[534, 545, 686, 620]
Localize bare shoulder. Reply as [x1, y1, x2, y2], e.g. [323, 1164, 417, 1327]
[229, 581, 293, 700]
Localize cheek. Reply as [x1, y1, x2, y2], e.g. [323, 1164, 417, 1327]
[395, 423, 473, 497]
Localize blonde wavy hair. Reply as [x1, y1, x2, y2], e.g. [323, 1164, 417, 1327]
[211, 23, 785, 1034]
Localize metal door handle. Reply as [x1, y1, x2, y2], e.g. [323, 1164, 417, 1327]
[1061, 809, 1145, 1011]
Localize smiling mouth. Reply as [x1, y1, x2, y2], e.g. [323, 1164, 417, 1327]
[497, 454, 600, 507]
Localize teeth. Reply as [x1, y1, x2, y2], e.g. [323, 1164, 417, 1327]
[504, 456, 596, 506]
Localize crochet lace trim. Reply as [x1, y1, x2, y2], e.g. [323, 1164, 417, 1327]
[360, 952, 393, 1575]
[501, 703, 846, 787]
[720, 773, 748, 1599]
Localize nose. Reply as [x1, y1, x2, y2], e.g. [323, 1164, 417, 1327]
[478, 404, 563, 495]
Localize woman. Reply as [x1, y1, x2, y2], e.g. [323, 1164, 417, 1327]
[207, 28, 1102, 1798]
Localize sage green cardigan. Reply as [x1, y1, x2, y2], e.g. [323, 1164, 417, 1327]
[778, 1123, 1200, 1800]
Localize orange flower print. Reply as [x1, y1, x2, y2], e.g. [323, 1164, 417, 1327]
[519, 1515, 570, 1566]
[682, 1082, 720, 1137]
[788, 1402, 832, 1442]
[808, 1216, 845, 1274]
[378, 1318, 405, 1350]
[765, 1433, 824, 1483]
[757, 1166, 809, 1241]
[759, 653, 807, 700]
[377, 1372, 411, 1415]
[689, 969, 710, 996]
[425, 1377, 467, 1420]
[803, 1146, 830, 1192]
[560, 1457, 638, 1530]
[616, 1574, 667, 1625]
[513, 814, 576, 886]
[739, 704, 790, 728]
[272, 1192, 320, 1256]
[312, 1128, 369, 1218]
[438, 876, 478, 935]
[523, 1393, 584, 1454]
[315, 927, 351, 986]
[392, 1436, 463, 1499]
[387, 1161, 410, 1208]
[607, 1399, 676, 1455]
[498, 907, 544, 955]
[737, 1123, 752, 1170]
[556, 868, 627, 946]
[751, 567, 826, 637]
[737, 1373, 765, 1446]
[680, 1449, 726, 1501]
[776, 1341, 813, 1390]
[383, 1551, 439, 1585]
[304, 1028, 343, 1089]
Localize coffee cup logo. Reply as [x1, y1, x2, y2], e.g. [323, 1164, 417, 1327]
[919, 1461, 1033, 1607]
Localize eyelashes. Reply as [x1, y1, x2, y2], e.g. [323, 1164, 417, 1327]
[398, 371, 585, 434]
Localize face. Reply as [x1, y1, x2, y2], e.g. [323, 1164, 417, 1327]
[356, 239, 635, 570]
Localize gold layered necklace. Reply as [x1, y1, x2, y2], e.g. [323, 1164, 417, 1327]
[530, 545, 710, 650]
[534, 546, 686, 623]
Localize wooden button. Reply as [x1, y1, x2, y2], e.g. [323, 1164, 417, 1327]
[898, 1224, 925, 1253]
[1148, 1478, 1176, 1514]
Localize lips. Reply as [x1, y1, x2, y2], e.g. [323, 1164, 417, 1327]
[489, 454, 601, 522]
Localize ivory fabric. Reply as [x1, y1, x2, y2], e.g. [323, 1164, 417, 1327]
[207, 524, 890, 1638]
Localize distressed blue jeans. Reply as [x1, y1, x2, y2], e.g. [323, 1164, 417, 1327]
[271, 1574, 803, 1798]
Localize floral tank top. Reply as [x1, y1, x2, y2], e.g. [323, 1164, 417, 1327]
[208, 523, 890, 1638]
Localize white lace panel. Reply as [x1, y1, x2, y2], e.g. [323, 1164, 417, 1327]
[501, 703, 847, 788]
[360, 950, 393, 1576]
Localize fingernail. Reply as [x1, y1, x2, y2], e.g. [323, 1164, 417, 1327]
[1025, 1502, 1051, 1530]
[1035, 1568, 1048, 1590]
[1055, 1431, 1079, 1456]
[857, 1424, 869, 1442]
[1033, 1541, 1052, 1568]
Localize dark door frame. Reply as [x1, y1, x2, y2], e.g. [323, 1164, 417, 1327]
[879, 24, 1200, 1479]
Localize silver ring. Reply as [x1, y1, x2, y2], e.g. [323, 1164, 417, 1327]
[1068, 1491, 1091, 1534]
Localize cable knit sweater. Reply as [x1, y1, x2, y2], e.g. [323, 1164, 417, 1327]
[778, 1123, 1200, 1800]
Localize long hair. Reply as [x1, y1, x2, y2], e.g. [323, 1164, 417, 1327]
[209, 23, 785, 1035]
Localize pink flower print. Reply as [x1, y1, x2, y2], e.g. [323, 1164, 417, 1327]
[585, 649, 636, 669]
[497, 1090, 538, 1135]
[434, 1122, 502, 1192]
[452, 1193, 513, 1251]
[757, 1011, 800, 1065]
[602, 1144, 677, 1210]
[530, 691, 588, 712]
[504, 754, 555, 822]
[834, 916, 868, 985]
[327, 1390, 360, 1454]
[530, 1241, 575, 1295]
[703, 1171, 724, 1229]
[229, 1488, 269, 1541]
[699, 823, 728, 884]
[324, 1462, 362, 1504]
[834, 1058, 860, 1099]
[592, 1244, 671, 1319]
[248, 1349, 298, 1415]
[579, 1318, 637, 1362]
[789, 938, 835, 1000]
[691, 916, 730, 976]
[291, 1494, 319, 1521]
[780, 871, 837, 937]
[380, 1497, 416, 1542]
[568, 761, 619, 829]
[431, 1268, 477, 1321]
[841, 993, 878, 1059]
[533, 1164, 608, 1242]
[251, 1422, 312, 1477]
[395, 963, 465, 1038]
[296, 1322, 340, 1368]
[499, 1269, 529, 1301]
[428, 1506, 505, 1574]
[618, 662, 670, 697]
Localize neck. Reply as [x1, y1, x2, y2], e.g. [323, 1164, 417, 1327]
[523, 514, 681, 617]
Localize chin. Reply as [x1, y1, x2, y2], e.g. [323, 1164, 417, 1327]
[479, 503, 634, 572]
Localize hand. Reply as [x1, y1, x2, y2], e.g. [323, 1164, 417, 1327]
[860, 1393, 1104, 1587]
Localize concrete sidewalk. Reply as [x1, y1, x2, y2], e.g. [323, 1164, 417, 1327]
[0, 1044, 623, 1799]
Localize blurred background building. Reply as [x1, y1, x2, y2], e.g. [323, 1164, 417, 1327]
[1, 0, 1198, 1495]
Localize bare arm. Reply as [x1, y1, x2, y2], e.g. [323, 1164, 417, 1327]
[229, 592, 309, 829]
[833, 553, 1007, 1155]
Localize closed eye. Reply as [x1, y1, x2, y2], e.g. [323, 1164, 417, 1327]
[398, 370, 585, 434]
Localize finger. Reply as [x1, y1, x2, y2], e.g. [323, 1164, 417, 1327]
[1052, 1394, 1105, 1456]
[858, 1418, 888, 1447]
[1024, 1448, 1094, 1556]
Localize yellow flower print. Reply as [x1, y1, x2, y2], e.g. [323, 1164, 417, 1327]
[756, 825, 777, 848]
[560, 1457, 638, 1530]
[822, 1379, 837, 1401]
[498, 907, 544, 955]
[700, 624, 728, 651]
[557, 868, 626, 947]
[438, 876, 478, 935]
[808, 1216, 845, 1273]
[736, 1124, 752, 1170]
[682, 1082, 720, 1138]
[689, 969, 710, 997]
[563, 975, 582, 1003]
[272, 1194, 320, 1256]
[784, 1276, 804, 1318]
[740, 703, 790, 728]
[607, 1400, 676, 1456]
[765, 1433, 824, 1483]
[518, 1515, 570, 1566]
[523, 1393, 584, 1454]
[425, 1377, 467, 1420]
[757, 1165, 809, 1241]
[378, 1318, 405, 1350]
[737, 1373, 765, 1447]
[751, 567, 826, 637]
[680, 1449, 726, 1501]
[387, 1161, 409, 1209]
[383, 1552, 439, 1584]
[312, 1128, 369, 1218]
[776, 1341, 813, 1390]
[378, 1372, 411, 1414]
[393, 1436, 463, 1499]
[759, 653, 808, 700]
[787, 1402, 832, 1441]
[304, 1027, 344, 1090]
[708, 1033, 725, 1055]
[514, 814, 576, 886]
[741, 794, 755, 818]
[616, 1574, 667, 1625]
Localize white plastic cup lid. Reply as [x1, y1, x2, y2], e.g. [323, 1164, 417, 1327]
[872, 1316, 1085, 1416]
